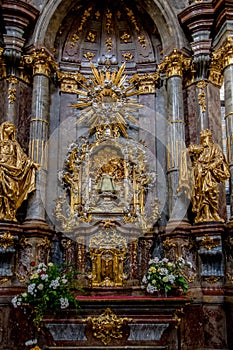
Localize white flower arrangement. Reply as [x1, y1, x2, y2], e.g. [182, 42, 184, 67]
[12, 262, 82, 327]
[142, 257, 192, 295]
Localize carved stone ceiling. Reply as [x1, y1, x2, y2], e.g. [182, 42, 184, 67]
[54, 0, 162, 70]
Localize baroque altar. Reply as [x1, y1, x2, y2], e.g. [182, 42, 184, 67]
[53, 62, 160, 290]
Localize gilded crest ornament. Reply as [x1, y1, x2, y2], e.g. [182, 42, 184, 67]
[85, 308, 132, 345]
[0, 232, 14, 248]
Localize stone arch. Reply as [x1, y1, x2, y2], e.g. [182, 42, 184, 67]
[30, 0, 190, 55]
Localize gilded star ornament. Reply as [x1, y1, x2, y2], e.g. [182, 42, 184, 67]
[71, 62, 143, 137]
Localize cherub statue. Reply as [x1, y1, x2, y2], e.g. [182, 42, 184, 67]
[0, 122, 38, 221]
[177, 129, 230, 223]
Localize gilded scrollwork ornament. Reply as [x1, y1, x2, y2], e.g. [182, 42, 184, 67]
[85, 308, 132, 345]
[0, 232, 15, 248]
[200, 236, 220, 250]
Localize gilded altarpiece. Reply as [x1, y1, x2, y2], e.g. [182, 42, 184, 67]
[54, 63, 160, 289]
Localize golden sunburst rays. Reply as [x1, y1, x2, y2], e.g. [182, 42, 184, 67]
[70, 62, 143, 136]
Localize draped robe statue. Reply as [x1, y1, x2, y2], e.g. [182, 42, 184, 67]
[0, 122, 37, 221]
[177, 129, 230, 223]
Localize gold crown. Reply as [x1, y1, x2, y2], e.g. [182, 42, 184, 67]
[200, 129, 212, 138]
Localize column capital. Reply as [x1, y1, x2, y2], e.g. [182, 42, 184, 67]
[212, 37, 233, 71]
[24, 48, 57, 77]
[158, 49, 191, 79]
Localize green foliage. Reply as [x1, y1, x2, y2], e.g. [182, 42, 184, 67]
[12, 262, 83, 327]
[142, 257, 192, 294]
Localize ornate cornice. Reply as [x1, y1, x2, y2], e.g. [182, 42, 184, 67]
[2, 0, 39, 57]
[57, 70, 86, 93]
[129, 72, 160, 94]
[2, 0, 39, 31]
[178, 2, 214, 38]
[179, 2, 213, 81]
[213, 0, 233, 36]
[158, 49, 191, 78]
[24, 48, 57, 77]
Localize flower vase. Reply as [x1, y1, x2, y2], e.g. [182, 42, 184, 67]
[168, 287, 184, 297]
[146, 290, 167, 298]
[158, 290, 167, 298]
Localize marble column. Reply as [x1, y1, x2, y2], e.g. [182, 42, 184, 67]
[216, 38, 233, 219]
[25, 48, 57, 222]
[159, 49, 191, 226]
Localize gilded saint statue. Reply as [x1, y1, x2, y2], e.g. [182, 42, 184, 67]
[177, 129, 230, 223]
[0, 122, 37, 221]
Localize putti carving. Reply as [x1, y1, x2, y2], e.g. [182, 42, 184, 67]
[200, 236, 220, 250]
[54, 63, 160, 232]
